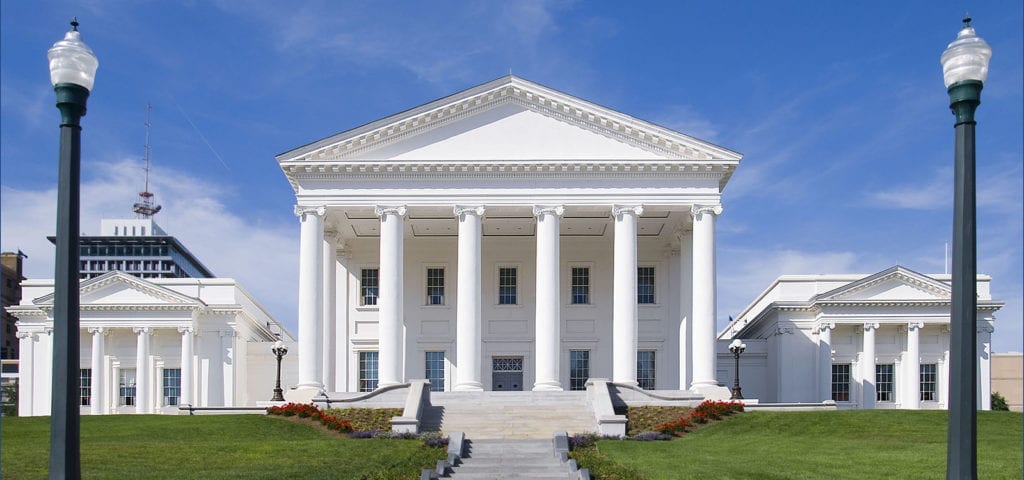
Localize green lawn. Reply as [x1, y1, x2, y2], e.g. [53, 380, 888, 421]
[587, 410, 1022, 480]
[1, 414, 445, 480]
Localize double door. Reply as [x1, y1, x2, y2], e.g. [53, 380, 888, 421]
[491, 356, 523, 391]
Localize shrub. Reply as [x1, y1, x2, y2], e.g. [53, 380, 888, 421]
[266, 403, 353, 433]
[629, 431, 672, 441]
[420, 432, 449, 449]
[324, 407, 403, 432]
[991, 392, 1010, 411]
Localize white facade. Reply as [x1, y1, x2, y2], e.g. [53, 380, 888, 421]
[277, 76, 742, 398]
[9, 271, 294, 416]
[718, 266, 1002, 409]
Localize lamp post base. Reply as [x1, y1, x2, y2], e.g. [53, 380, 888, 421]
[730, 386, 743, 400]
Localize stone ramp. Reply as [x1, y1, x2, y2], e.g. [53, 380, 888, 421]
[447, 439, 572, 479]
[422, 391, 596, 439]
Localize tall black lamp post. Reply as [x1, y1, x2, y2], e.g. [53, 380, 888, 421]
[937, 14, 987, 478]
[728, 339, 746, 400]
[941, 16, 992, 480]
[271, 340, 289, 401]
[47, 19, 98, 480]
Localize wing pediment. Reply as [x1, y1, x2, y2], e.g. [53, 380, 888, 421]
[34, 271, 204, 307]
[814, 266, 950, 302]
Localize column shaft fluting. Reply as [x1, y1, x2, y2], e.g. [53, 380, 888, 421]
[690, 205, 721, 390]
[295, 206, 325, 390]
[455, 206, 485, 391]
[612, 205, 642, 385]
[533, 206, 564, 391]
[376, 206, 406, 387]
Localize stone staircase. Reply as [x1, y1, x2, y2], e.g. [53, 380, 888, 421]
[446, 439, 574, 479]
[422, 391, 597, 439]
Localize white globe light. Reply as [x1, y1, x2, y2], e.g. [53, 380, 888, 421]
[47, 21, 98, 91]
[941, 17, 992, 88]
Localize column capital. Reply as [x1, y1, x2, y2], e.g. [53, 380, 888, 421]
[454, 205, 486, 217]
[612, 204, 644, 217]
[294, 205, 327, 218]
[177, 325, 194, 334]
[532, 205, 564, 217]
[691, 204, 723, 217]
[977, 324, 994, 334]
[324, 228, 344, 246]
[907, 321, 924, 331]
[219, 330, 238, 338]
[133, 326, 152, 336]
[15, 331, 35, 340]
[87, 327, 108, 335]
[862, 322, 880, 332]
[374, 205, 407, 217]
[816, 322, 836, 333]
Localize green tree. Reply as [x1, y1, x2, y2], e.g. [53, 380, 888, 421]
[991, 392, 1010, 411]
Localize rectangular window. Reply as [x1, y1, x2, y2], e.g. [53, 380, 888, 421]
[425, 351, 445, 392]
[80, 368, 91, 406]
[569, 350, 590, 391]
[637, 351, 656, 390]
[426, 268, 445, 305]
[571, 267, 590, 305]
[831, 364, 851, 402]
[163, 368, 182, 406]
[876, 364, 894, 402]
[359, 352, 379, 392]
[360, 269, 379, 306]
[637, 266, 656, 304]
[498, 267, 518, 305]
[119, 368, 137, 406]
[920, 363, 937, 401]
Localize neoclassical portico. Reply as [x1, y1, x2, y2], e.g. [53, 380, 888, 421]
[278, 76, 742, 396]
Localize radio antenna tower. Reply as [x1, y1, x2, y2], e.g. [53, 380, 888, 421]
[133, 103, 162, 218]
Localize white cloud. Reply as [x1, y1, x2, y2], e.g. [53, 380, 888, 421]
[866, 167, 951, 210]
[0, 159, 299, 335]
[652, 104, 720, 142]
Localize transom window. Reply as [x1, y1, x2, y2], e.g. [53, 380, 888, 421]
[426, 268, 445, 305]
[571, 267, 590, 305]
[498, 267, 517, 305]
[425, 351, 445, 392]
[360, 269, 379, 306]
[920, 364, 937, 401]
[569, 350, 590, 391]
[831, 364, 851, 402]
[637, 266, 656, 304]
[637, 351, 656, 390]
[359, 351, 379, 392]
[163, 368, 182, 406]
[876, 364, 894, 402]
[492, 356, 523, 372]
[119, 368, 137, 406]
[80, 368, 91, 406]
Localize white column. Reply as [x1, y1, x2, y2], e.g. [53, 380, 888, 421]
[678, 231, 693, 390]
[375, 205, 407, 387]
[155, 362, 165, 412]
[322, 230, 339, 392]
[690, 204, 722, 390]
[455, 206, 486, 391]
[295, 205, 326, 390]
[16, 332, 34, 416]
[904, 322, 922, 409]
[612, 205, 643, 385]
[110, 362, 120, 413]
[134, 327, 151, 414]
[818, 322, 834, 402]
[222, 330, 236, 406]
[978, 324, 993, 409]
[862, 323, 878, 409]
[940, 349, 950, 407]
[533, 205, 564, 391]
[88, 327, 106, 415]
[335, 247, 351, 391]
[179, 326, 194, 407]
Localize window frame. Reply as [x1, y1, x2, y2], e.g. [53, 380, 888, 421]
[637, 350, 656, 390]
[920, 363, 937, 402]
[425, 266, 446, 306]
[831, 363, 851, 402]
[358, 351, 379, 392]
[569, 350, 590, 391]
[163, 368, 182, 406]
[425, 351, 446, 392]
[360, 268, 380, 307]
[79, 368, 91, 406]
[637, 265, 656, 305]
[875, 364, 895, 402]
[497, 266, 518, 305]
[119, 368, 137, 406]
[570, 266, 591, 305]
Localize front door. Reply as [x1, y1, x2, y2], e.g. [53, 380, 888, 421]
[491, 356, 524, 391]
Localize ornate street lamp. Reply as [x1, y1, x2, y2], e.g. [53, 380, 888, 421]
[271, 340, 289, 401]
[48, 18, 98, 480]
[728, 339, 746, 400]
[941, 15, 992, 480]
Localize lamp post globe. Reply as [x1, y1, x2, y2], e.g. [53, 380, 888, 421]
[728, 339, 746, 400]
[272, 341, 289, 401]
[941, 15, 991, 480]
[48, 18, 97, 480]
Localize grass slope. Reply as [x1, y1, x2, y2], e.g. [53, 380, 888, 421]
[593, 410, 1022, 480]
[2, 414, 444, 480]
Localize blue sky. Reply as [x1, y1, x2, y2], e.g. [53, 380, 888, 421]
[2, 1, 1021, 352]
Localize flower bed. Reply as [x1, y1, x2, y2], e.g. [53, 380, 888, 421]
[655, 400, 744, 436]
[266, 403, 447, 449]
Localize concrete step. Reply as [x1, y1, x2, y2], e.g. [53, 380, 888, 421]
[422, 392, 597, 439]
[447, 439, 572, 479]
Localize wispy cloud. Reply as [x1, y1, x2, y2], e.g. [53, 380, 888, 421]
[652, 104, 720, 142]
[866, 166, 951, 210]
[0, 159, 298, 334]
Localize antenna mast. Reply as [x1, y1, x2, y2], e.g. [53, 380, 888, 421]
[133, 103, 162, 218]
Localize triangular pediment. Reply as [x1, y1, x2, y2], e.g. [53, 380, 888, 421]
[815, 266, 951, 302]
[277, 75, 742, 164]
[34, 271, 204, 307]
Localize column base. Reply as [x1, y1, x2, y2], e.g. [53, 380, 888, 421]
[612, 379, 638, 387]
[453, 382, 484, 392]
[690, 383, 732, 401]
[285, 384, 324, 403]
[532, 381, 564, 392]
